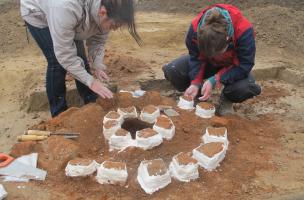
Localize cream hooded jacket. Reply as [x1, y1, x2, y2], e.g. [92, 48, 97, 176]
[20, 0, 108, 87]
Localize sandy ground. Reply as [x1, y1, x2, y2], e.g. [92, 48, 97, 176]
[0, 1, 304, 199]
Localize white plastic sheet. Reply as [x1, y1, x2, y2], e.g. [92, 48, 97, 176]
[0, 184, 7, 200]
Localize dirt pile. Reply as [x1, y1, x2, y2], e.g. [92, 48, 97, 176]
[104, 50, 150, 89]
[9, 91, 282, 199]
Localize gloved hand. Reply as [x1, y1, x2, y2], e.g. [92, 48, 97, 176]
[89, 79, 113, 99]
[184, 84, 199, 100]
[199, 80, 213, 101]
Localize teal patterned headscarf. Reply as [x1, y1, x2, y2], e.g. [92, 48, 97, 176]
[198, 7, 234, 38]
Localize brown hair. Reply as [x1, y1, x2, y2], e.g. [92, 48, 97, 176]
[198, 10, 228, 57]
[101, 0, 142, 45]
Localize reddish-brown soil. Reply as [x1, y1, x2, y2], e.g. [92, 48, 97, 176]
[104, 120, 119, 129]
[207, 127, 227, 137]
[142, 105, 158, 114]
[103, 161, 126, 171]
[69, 158, 93, 166]
[105, 111, 120, 119]
[115, 128, 129, 137]
[138, 128, 158, 139]
[155, 115, 173, 129]
[147, 159, 167, 176]
[8, 90, 283, 199]
[197, 142, 224, 158]
[176, 152, 197, 165]
[198, 102, 215, 110]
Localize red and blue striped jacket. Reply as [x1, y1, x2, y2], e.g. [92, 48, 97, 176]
[186, 4, 256, 85]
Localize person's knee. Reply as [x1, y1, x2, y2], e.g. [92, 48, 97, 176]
[162, 63, 174, 81]
[223, 81, 261, 103]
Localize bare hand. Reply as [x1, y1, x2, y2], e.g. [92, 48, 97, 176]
[94, 68, 109, 82]
[184, 85, 199, 100]
[90, 79, 113, 99]
[199, 80, 213, 101]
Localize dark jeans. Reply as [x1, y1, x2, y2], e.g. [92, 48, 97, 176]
[162, 55, 261, 103]
[26, 22, 97, 117]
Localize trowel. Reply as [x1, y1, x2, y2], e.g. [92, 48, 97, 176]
[157, 105, 180, 117]
[17, 130, 80, 142]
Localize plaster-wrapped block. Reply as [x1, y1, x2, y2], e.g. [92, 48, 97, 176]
[137, 159, 171, 194]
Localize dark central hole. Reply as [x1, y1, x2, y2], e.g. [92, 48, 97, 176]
[121, 118, 153, 139]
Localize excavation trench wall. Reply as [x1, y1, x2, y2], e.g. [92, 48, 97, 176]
[25, 67, 304, 112]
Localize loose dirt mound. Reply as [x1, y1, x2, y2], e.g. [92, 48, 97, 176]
[10, 91, 281, 199]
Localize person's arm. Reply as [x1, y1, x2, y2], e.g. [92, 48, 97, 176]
[219, 27, 256, 85]
[86, 32, 109, 70]
[185, 25, 206, 86]
[46, 6, 94, 87]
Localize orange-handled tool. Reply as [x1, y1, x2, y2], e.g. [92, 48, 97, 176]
[0, 153, 14, 167]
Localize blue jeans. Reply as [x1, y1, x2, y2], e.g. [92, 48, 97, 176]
[26, 22, 97, 117]
[162, 55, 261, 103]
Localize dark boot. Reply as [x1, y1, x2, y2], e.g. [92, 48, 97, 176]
[216, 94, 234, 116]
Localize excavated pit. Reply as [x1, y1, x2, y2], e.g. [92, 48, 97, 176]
[121, 118, 153, 139]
